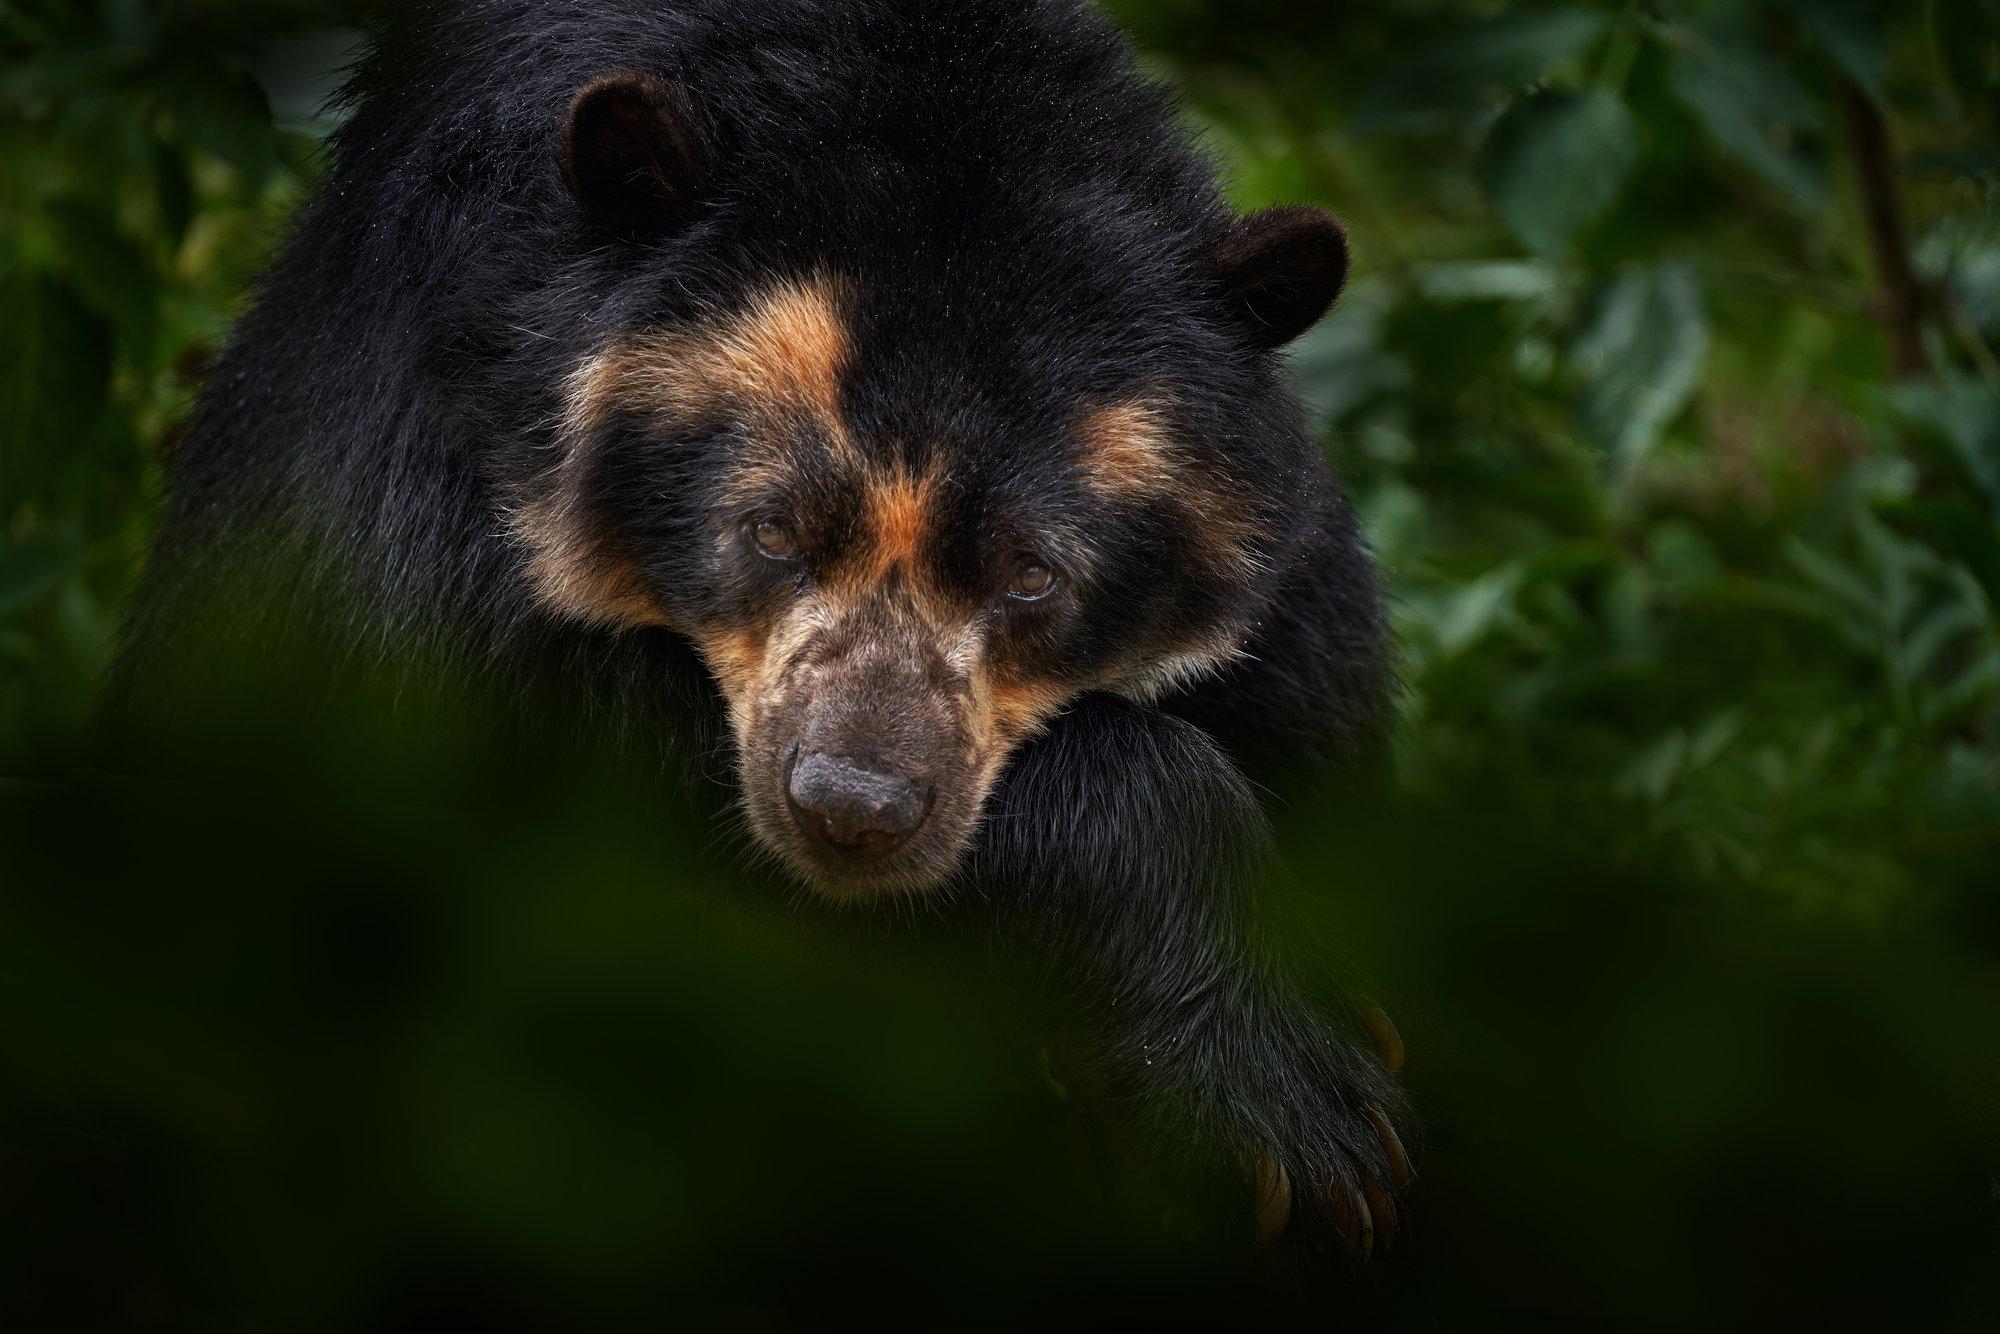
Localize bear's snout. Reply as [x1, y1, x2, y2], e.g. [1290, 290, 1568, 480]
[736, 605, 979, 895]
[784, 749, 934, 858]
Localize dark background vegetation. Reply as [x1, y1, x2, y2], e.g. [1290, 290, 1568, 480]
[3, 0, 1998, 1327]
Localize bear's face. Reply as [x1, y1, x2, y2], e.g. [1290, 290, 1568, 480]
[502, 73, 1348, 899]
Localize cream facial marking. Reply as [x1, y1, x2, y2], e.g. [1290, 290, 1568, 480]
[509, 272, 856, 628]
[1075, 394, 1269, 579]
[1077, 397, 1177, 498]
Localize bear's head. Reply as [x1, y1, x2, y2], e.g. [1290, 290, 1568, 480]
[501, 69, 1348, 899]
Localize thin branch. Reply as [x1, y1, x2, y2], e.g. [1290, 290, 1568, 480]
[1842, 83, 1927, 380]
[1940, 288, 2000, 390]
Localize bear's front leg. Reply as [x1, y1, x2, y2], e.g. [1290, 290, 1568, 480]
[971, 695, 1411, 1262]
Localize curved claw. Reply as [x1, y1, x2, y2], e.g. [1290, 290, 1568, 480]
[1248, 1141, 1406, 1262]
[1362, 1177, 1399, 1252]
[1367, 1105, 1412, 1189]
[1361, 1004, 1405, 1072]
[1252, 1149, 1293, 1248]
[1327, 1181, 1374, 1263]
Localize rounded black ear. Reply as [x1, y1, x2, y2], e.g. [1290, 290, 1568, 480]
[564, 71, 708, 239]
[1212, 205, 1351, 349]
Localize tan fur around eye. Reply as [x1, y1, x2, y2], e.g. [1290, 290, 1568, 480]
[1077, 397, 1177, 497]
[851, 463, 941, 587]
[510, 272, 856, 629]
[1076, 395, 1267, 578]
[507, 491, 671, 631]
[564, 272, 856, 440]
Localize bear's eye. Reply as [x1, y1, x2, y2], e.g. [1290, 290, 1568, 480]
[748, 519, 800, 561]
[1005, 556, 1058, 602]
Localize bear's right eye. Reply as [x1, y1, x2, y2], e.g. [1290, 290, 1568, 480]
[1005, 556, 1058, 603]
[748, 519, 800, 562]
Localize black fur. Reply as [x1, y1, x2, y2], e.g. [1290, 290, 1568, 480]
[111, 0, 1404, 1257]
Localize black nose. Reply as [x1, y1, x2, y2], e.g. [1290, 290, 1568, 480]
[786, 751, 932, 858]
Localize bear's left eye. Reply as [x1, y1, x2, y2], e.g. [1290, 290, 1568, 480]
[748, 519, 800, 561]
[1005, 556, 1058, 602]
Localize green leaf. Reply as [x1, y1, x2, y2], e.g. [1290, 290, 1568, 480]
[1922, 649, 2000, 732]
[1889, 371, 2000, 513]
[1413, 260, 1561, 304]
[0, 536, 91, 619]
[149, 136, 195, 249]
[1288, 290, 1410, 426]
[1785, 538, 1884, 624]
[1667, 30, 1828, 213]
[1478, 88, 1641, 256]
[1571, 263, 1709, 480]
[1902, 597, 1984, 683]
[45, 199, 159, 355]
[1933, 0, 2000, 117]
[1780, 0, 1889, 98]
[1621, 729, 1691, 804]
[1429, 563, 1524, 659]
[1884, 495, 2000, 609]
[1357, 7, 1611, 126]
[0, 270, 113, 507]
[155, 59, 280, 185]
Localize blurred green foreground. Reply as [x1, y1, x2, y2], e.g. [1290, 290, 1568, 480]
[3, 1, 1999, 1327]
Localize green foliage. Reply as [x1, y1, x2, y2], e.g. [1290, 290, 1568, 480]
[1119, 0, 2000, 917]
[0, 0, 337, 770]
[1667, 16, 1829, 212]
[1478, 86, 1642, 256]
[8, 3, 1990, 897]
[2, 2, 1999, 1323]
[1573, 260, 1708, 475]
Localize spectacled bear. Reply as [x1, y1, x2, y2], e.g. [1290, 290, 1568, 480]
[112, 0, 1409, 1260]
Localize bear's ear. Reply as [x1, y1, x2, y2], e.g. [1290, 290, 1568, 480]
[564, 71, 708, 239]
[1211, 205, 1350, 350]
